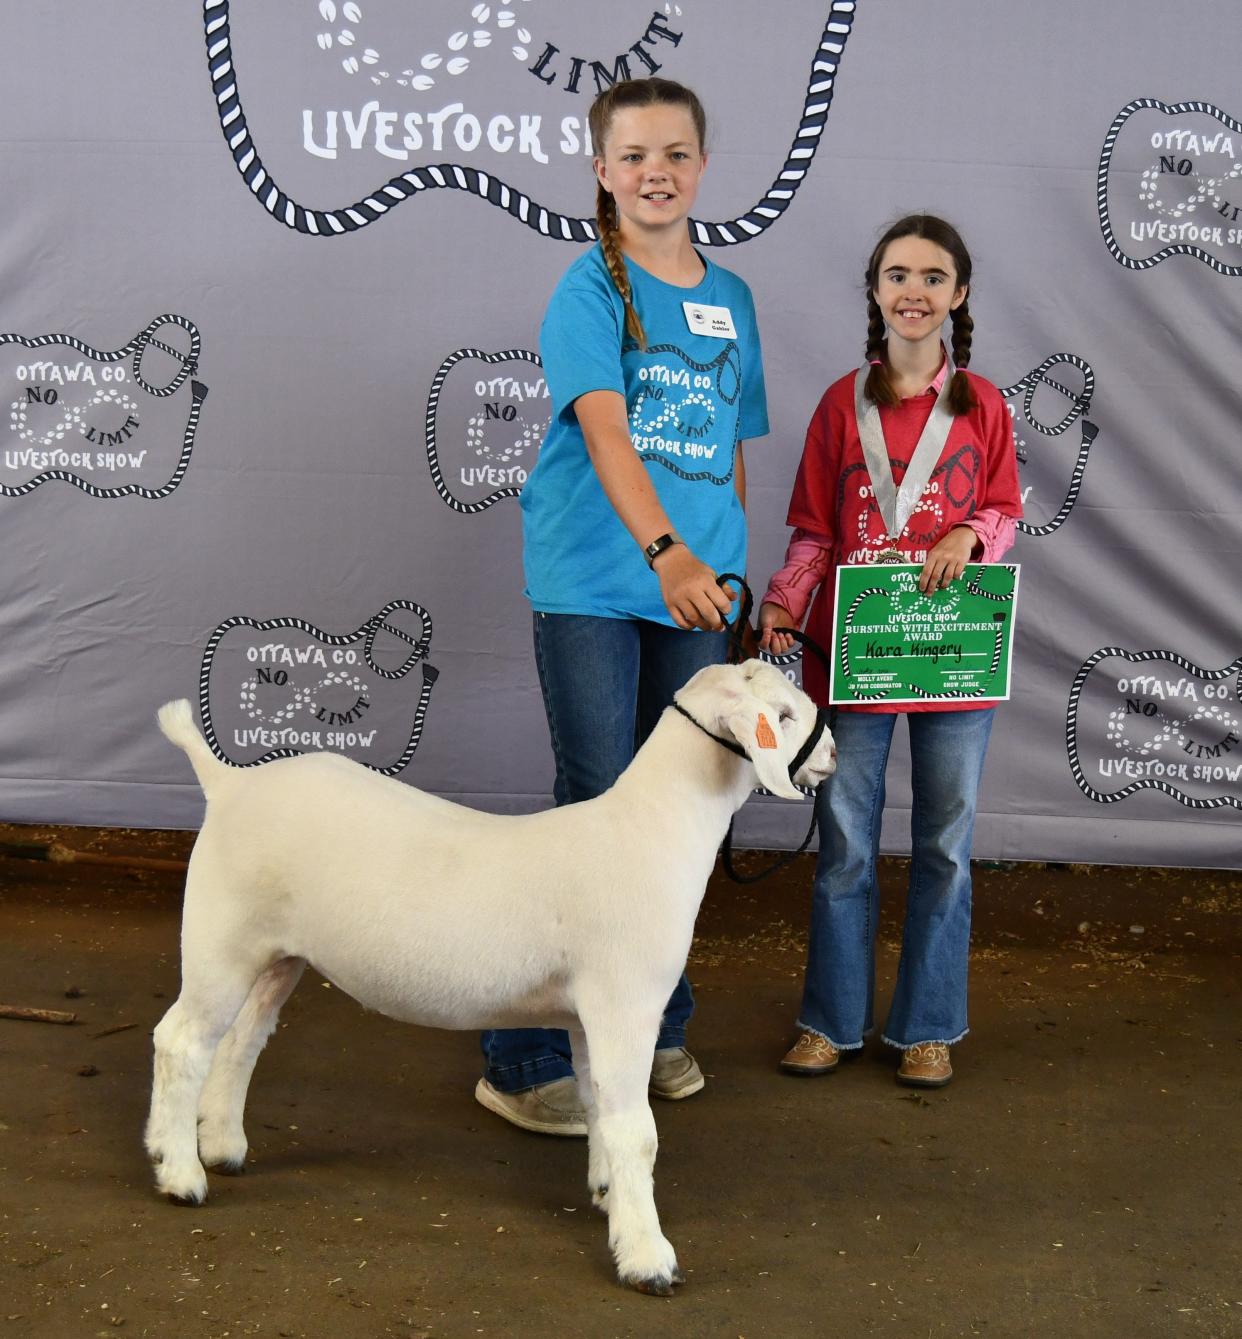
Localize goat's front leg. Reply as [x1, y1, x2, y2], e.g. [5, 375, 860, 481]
[568, 1025, 608, 1212]
[580, 1008, 682, 1296]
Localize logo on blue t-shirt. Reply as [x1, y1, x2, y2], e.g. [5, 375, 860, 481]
[625, 341, 742, 486]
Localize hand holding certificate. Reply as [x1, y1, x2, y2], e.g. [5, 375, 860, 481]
[829, 563, 1020, 704]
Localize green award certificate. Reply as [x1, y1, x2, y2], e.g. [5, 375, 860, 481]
[828, 564, 1020, 705]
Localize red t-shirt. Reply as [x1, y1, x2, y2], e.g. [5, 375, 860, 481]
[787, 368, 1023, 711]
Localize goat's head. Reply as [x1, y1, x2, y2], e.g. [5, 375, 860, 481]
[673, 660, 837, 800]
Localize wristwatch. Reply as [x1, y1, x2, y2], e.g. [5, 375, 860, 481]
[643, 532, 683, 568]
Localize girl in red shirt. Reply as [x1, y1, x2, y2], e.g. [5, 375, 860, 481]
[758, 215, 1022, 1087]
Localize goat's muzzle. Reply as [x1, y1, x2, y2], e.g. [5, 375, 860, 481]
[788, 707, 836, 787]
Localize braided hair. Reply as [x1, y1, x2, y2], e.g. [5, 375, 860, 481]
[588, 78, 708, 351]
[862, 214, 977, 415]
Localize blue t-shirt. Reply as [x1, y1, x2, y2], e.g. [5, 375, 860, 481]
[521, 245, 769, 623]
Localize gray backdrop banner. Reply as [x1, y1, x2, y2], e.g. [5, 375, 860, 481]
[2, 1, 1239, 868]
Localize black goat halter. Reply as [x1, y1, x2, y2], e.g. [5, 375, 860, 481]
[671, 701, 747, 759]
[788, 708, 833, 781]
[708, 572, 839, 884]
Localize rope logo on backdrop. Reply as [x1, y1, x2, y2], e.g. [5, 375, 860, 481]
[202, 0, 857, 241]
[1097, 97, 1242, 274]
[198, 601, 439, 773]
[1067, 649, 1242, 810]
[1000, 352, 1099, 539]
[0, 316, 207, 500]
[424, 347, 549, 513]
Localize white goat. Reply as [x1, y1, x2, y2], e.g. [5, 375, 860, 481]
[146, 660, 835, 1295]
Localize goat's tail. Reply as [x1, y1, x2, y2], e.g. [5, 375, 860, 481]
[158, 699, 228, 797]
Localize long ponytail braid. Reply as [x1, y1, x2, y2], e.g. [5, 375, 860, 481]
[863, 291, 899, 409]
[595, 180, 647, 349]
[947, 299, 977, 413]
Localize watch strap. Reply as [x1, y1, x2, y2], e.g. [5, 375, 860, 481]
[643, 532, 683, 568]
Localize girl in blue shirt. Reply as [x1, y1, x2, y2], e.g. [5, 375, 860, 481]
[477, 76, 769, 1136]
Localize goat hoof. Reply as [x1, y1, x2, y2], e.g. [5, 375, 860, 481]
[157, 1165, 208, 1205]
[167, 1190, 207, 1207]
[207, 1159, 247, 1177]
[631, 1275, 675, 1297]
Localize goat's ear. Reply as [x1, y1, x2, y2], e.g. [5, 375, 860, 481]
[722, 701, 803, 800]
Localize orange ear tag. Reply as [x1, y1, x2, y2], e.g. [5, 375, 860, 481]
[755, 713, 779, 750]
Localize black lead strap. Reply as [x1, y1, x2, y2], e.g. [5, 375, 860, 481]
[719, 799, 820, 884]
[711, 573, 838, 886]
[716, 571, 754, 667]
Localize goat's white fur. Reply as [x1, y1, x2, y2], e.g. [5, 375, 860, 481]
[146, 660, 835, 1295]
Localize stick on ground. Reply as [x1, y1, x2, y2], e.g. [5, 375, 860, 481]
[0, 1004, 79, 1025]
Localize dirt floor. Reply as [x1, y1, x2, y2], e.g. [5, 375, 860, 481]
[0, 823, 1238, 1339]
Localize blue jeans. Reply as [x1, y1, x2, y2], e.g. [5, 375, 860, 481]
[481, 612, 730, 1093]
[797, 707, 995, 1050]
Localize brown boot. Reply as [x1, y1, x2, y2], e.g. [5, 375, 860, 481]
[780, 1031, 841, 1075]
[896, 1042, 953, 1088]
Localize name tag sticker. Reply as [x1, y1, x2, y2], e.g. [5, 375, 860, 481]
[682, 301, 737, 339]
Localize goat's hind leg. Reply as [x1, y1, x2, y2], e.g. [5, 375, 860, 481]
[568, 1026, 609, 1213]
[196, 956, 306, 1174]
[146, 960, 267, 1205]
